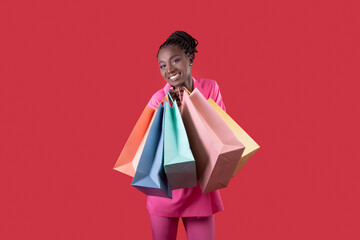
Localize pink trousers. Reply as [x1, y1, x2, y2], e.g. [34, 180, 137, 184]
[149, 214, 215, 240]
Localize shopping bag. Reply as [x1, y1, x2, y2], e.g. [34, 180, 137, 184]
[164, 92, 197, 190]
[208, 98, 260, 177]
[113, 105, 155, 177]
[181, 88, 245, 193]
[131, 104, 172, 198]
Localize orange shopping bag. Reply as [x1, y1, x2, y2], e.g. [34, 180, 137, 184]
[113, 105, 155, 177]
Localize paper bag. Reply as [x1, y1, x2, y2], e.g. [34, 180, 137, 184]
[181, 88, 245, 193]
[208, 98, 260, 177]
[164, 92, 197, 190]
[132, 105, 172, 198]
[114, 105, 155, 177]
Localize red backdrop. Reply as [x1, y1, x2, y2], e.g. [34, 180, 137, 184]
[1, 0, 359, 239]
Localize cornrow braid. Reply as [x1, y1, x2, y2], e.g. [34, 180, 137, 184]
[156, 31, 199, 59]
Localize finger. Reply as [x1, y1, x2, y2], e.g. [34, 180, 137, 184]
[174, 87, 184, 98]
[169, 90, 177, 98]
[171, 93, 178, 100]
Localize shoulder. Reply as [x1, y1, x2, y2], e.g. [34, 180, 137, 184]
[196, 77, 219, 89]
[194, 77, 222, 99]
[194, 76, 226, 112]
[147, 88, 165, 109]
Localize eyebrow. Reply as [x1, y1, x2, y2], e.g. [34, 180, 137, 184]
[158, 55, 180, 64]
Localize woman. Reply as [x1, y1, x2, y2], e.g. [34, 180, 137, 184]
[146, 31, 227, 240]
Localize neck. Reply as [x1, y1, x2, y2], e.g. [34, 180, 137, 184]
[184, 76, 193, 92]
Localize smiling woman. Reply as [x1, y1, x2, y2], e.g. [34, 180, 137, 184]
[155, 31, 198, 106]
[158, 45, 193, 88]
[146, 31, 227, 240]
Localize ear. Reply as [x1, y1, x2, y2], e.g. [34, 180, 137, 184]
[187, 53, 194, 66]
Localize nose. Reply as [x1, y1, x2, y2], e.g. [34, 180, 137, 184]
[166, 64, 175, 73]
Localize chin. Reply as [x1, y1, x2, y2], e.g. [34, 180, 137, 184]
[170, 82, 182, 88]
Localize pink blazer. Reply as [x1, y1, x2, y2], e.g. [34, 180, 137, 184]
[146, 76, 226, 217]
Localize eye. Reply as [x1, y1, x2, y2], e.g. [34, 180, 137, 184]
[160, 64, 165, 69]
[172, 58, 180, 64]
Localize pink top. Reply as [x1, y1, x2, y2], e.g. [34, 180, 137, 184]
[146, 76, 226, 217]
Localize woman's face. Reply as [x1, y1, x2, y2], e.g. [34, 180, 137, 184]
[157, 45, 193, 88]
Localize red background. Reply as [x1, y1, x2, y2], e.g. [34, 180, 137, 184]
[1, 0, 359, 239]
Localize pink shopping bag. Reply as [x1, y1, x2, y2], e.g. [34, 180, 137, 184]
[181, 88, 245, 193]
[208, 98, 260, 177]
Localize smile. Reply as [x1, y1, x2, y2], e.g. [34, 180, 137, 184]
[169, 73, 180, 81]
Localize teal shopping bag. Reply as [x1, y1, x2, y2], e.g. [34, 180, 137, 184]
[164, 92, 197, 190]
[131, 104, 172, 198]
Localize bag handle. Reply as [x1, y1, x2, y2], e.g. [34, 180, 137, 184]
[177, 87, 182, 102]
[166, 91, 175, 103]
[183, 87, 191, 95]
[168, 87, 192, 111]
[166, 90, 183, 111]
[155, 95, 167, 110]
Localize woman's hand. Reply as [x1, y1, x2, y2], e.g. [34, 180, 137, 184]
[168, 87, 185, 108]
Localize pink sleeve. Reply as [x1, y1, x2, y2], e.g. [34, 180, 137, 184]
[211, 81, 226, 112]
[147, 89, 165, 110]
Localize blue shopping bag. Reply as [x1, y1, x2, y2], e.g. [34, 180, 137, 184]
[131, 104, 172, 198]
[164, 92, 197, 190]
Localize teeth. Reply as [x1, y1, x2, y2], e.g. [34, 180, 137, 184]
[169, 74, 179, 80]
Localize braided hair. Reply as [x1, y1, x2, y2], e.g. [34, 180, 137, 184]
[156, 31, 199, 61]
